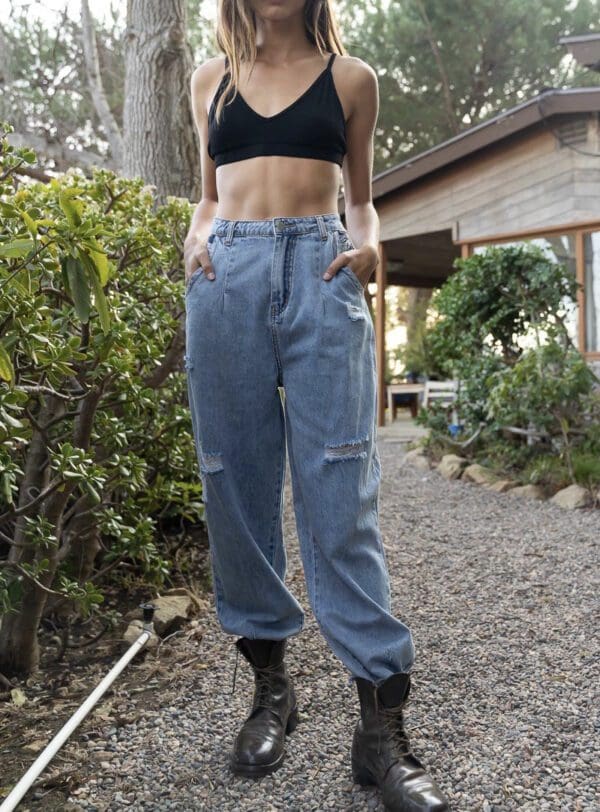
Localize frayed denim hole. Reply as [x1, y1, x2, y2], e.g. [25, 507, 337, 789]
[183, 354, 194, 371]
[347, 302, 366, 321]
[199, 450, 224, 474]
[324, 437, 369, 463]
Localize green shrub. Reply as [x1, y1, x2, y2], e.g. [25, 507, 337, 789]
[487, 341, 598, 438]
[0, 122, 201, 675]
[521, 454, 571, 491]
[420, 242, 582, 433]
[415, 240, 600, 495]
[571, 451, 600, 488]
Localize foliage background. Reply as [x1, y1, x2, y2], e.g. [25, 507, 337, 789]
[1, 0, 599, 175]
[0, 123, 201, 674]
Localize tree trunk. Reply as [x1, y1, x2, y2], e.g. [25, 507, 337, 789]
[0, 398, 57, 676]
[405, 287, 433, 373]
[81, 0, 124, 169]
[123, 0, 200, 203]
[0, 382, 101, 676]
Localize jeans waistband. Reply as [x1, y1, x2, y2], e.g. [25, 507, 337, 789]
[211, 212, 344, 242]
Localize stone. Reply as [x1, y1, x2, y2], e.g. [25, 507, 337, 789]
[463, 463, 499, 486]
[122, 620, 159, 649]
[403, 447, 430, 471]
[152, 592, 194, 636]
[438, 454, 468, 480]
[550, 483, 592, 510]
[404, 447, 426, 460]
[508, 484, 546, 501]
[413, 455, 431, 471]
[489, 479, 518, 493]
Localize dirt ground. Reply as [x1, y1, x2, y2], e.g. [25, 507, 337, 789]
[0, 524, 214, 810]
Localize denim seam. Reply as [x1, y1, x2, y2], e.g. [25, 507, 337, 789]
[277, 235, 296, 320]
[267, 436, 285, 567]
[313, 531, 320, 630]
[270, 325, 284, 385]
[220, 238, 233, 313]
[283, 408, 307, 635]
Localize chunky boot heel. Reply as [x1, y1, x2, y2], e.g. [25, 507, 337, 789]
[229, 637, 299, 778]
[351, 757, 376, 786]
[285, 704, 300, 734]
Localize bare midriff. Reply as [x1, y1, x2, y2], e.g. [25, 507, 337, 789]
[213, 155, 342, 220]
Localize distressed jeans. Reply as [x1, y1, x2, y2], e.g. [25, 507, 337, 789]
[184, 213, 415, 684]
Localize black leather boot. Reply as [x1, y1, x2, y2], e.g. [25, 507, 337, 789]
[229, 637, 299, 777]
[351, 672, 448, 811]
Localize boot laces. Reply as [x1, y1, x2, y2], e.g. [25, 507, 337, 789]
[373, 685, 411, 757]
[253, 662, 284, 710]
[230, 647, 283, 710]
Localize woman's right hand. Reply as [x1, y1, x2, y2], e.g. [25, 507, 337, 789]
[184, 238, 215, 285]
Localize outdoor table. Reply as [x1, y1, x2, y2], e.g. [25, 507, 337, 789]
[386, 383, 425, 423]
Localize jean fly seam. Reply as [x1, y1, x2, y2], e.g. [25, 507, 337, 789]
[279, 235, 296, 320]
[220, 238, 234, 313]
[270, 322, 284, 386]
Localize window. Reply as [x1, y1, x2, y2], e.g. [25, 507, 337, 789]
[472, 234, 579, 349]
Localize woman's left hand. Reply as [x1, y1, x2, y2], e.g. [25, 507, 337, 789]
[323, 243, 379, 288]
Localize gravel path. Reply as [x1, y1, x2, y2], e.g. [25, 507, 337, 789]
[65, 438, 599, 811]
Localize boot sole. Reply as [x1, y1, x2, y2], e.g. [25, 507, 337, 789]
[229, 705, 299, 778]
[352, 757, 450, 811]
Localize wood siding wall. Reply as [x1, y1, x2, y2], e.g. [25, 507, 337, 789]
[376, 115, 600, 244]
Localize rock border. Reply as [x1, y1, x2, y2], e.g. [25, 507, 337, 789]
[403, 448, 598, 510]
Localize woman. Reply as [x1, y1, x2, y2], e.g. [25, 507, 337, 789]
[183, 2, 448, 810]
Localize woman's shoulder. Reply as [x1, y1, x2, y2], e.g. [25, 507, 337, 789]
[190, 55, 228, 94]
[331, 53, 378, 97]
[333, 53, 377, 82]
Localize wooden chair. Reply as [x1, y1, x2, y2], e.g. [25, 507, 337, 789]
[423, 380, 462, 428]
[422, 379, 459, 408]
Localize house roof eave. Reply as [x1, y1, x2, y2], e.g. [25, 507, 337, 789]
[367, 87, 600, 202]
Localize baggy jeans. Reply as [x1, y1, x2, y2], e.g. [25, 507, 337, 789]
[184, 212, 415, 685]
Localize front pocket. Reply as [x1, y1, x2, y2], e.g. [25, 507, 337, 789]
[185, 234, 218, 295]
[332, 230, 365, 293]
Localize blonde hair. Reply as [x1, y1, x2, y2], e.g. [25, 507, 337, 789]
[212, 0, 347, 124]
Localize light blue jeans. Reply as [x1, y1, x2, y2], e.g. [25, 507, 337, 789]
[184, 213, 415, 684]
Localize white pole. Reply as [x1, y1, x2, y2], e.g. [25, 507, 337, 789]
[1, 608, 154, 812]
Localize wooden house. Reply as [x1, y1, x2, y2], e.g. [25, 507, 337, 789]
[346, 34, 600, 425]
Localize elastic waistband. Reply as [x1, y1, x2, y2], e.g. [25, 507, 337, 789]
[211, 212, 343, 240]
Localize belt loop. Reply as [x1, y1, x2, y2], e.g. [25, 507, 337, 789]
[225, 220, 236, 245]
[316, 214, 328, 241]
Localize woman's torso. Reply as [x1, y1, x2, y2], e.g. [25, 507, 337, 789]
[206, 52, 350, 220]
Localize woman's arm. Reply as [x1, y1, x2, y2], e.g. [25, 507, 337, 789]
[323, 58, 380, 287]
[184, 59, 223, 283]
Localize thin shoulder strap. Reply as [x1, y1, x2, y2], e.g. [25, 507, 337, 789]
[327, 52, 336, 70]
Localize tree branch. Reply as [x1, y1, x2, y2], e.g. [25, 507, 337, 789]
[5, 131, 113, 173]
[0, 561, 64, 597]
